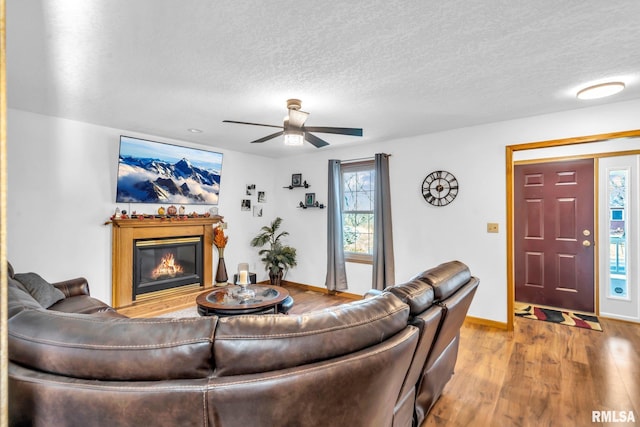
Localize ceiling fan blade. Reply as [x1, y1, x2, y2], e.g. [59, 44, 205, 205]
[288, 109, 309, 128]
[303, 126, 363, 136]
[305, 132, 330, 148]
[223, 120, 283, 129]
[251, 131, 284, 143]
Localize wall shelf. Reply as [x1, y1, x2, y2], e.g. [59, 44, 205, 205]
[298, 202, 325, 209]
[283, 181, 310, 190]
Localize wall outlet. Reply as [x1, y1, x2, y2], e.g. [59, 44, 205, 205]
[487, 223, 499, 233]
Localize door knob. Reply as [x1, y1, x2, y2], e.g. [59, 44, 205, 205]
[583, 229, 591, 236]
[583, 240, 591, 247]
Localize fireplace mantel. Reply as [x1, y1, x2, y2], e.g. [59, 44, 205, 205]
[111, 216, 222, 311]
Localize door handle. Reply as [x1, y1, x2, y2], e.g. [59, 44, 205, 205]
[582, 240, 592, 247]
[583, 229, 591, 236]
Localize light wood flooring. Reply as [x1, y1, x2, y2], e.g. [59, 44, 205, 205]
[281, 284, 639, 427]
[423, 316, 639, 427]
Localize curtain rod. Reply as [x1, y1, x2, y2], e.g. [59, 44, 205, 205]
[341, 154, 392, 164]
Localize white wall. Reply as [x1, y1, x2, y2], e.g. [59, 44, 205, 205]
[273, 99, 640, 323]
[7, 109, 275, 304]
[8, 99, 640, 322]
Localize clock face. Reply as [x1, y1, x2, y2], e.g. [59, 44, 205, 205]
[422, 170, 458, 206]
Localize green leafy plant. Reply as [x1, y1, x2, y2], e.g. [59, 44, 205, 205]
[250, 217, 297, 283]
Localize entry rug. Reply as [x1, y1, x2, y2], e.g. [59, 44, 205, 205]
[514, 303, 603, 331]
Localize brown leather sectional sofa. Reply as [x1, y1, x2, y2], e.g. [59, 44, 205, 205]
[7, 260, 478, 427]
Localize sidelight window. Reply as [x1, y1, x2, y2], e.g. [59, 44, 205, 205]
[608, 169, 628, 299]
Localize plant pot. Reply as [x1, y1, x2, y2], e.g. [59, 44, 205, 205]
[269, 270, 283, 287]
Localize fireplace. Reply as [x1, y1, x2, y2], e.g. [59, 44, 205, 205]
[133, 237, 203, 299]
[111, 216, 220, 312]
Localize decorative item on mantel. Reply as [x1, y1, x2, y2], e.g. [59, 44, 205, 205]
[213, 223, 229, 286]
[104, 208, 224, 225]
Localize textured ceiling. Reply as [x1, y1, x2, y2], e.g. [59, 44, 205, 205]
[7, 1, 640, 157]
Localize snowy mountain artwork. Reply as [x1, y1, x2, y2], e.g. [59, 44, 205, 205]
[116, 136, 223, 205]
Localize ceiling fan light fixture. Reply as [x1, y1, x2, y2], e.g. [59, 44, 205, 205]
[284, 130, 304, 146]
[576, 81, 625, 100]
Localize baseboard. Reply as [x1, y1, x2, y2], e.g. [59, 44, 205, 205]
[464, 316, 508, 330]
[597, 315, 640, 325]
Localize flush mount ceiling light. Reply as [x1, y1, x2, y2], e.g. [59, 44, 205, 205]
[576, 82, 625, 100]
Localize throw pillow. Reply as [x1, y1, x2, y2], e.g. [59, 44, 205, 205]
[14, 272, 66, 308]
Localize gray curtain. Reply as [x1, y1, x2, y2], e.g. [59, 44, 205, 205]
[325, 159, 348, 291]
[372, 153, 395, 290]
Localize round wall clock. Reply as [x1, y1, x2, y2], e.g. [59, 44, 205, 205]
[422, 170, 459, 206]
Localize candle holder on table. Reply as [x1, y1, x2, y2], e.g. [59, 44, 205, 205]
[235, 262, 255, 300]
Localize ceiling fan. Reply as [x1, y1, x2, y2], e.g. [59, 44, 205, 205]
[223, 99, 363, 148]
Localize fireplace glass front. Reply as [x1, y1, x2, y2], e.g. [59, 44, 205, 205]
[133, 236, 203, 299]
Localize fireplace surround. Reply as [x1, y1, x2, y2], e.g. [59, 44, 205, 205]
[111, 216, 222, 312]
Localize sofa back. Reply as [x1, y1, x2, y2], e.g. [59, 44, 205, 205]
[384, 278, 444, 426]
[207, 324, 419, 427]
[412, 260, 480, 424]
[8, 283, 218, 381]
[213, 292, 410, 376]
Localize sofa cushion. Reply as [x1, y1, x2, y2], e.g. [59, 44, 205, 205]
[14, 272, 65, 308]
[214, 292, 410, 376]
[413, 260, 471, 301]
[8, 275, 29, 294]
[385, 278, 435, 316]
[8, 311, 218, 381]
[7, 282, 43, 318]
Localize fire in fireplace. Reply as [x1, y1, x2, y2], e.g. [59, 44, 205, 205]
[151, 253, 184, 279]
[133, 236, 203, 299]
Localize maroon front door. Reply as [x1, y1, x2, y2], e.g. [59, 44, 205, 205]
[514, 158, 595, 312]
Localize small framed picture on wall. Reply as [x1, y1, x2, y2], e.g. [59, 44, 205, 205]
[292, 174, 302, 187]
[305, 193, 315, 207]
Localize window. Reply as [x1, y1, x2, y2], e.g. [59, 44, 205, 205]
[341, 160, 375, 263]
[608, 169, 628, 298]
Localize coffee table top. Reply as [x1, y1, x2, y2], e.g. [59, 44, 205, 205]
[196, 284, 289, 312]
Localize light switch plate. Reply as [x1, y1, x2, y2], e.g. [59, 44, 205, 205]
[487, 223, 499, 233]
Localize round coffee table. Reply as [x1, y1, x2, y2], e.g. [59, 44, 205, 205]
[196, 284, 290, 317]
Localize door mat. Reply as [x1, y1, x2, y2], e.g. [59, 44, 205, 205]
[514, 303, 602, 331]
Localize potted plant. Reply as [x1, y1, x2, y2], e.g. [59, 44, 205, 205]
[250, 217, 297, 286]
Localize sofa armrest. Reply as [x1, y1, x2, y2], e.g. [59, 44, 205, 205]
[52, 278, 90, 297]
